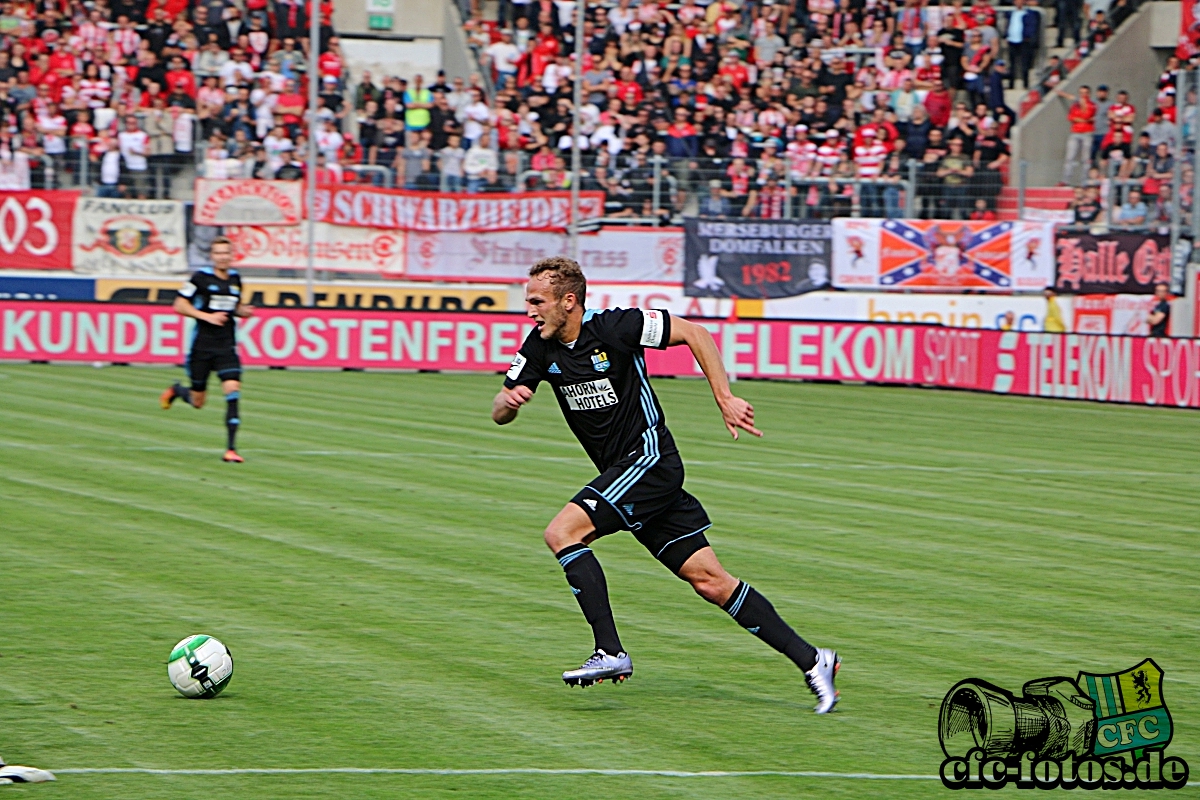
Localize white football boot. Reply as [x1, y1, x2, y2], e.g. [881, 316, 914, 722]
[562, 649, 633, 687]
[805, 647, 841, 714]
[0, 754, 56, 784]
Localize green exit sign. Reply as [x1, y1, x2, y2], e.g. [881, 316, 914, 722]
[368, 12, 392, 29]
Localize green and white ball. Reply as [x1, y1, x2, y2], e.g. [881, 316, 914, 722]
[167, 635, 233, 698]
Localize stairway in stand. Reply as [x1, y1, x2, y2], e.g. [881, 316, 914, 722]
[995, 186, 1075, 221]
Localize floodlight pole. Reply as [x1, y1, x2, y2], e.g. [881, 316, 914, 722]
[569, 0, 584, 260]
[305, 0, 320, 307]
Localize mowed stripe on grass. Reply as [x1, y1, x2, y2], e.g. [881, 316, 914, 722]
[1, 364, 1197, 800]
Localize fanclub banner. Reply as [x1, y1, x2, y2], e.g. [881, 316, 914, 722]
[1054, 231, 1172, 294]
[0, 190, 77, 270]
[193, 179, 303, 226]
[312, 187, 606, 233]
[8, 302, 1200, 409]
[223, 223, 407, 275]
[71, 198, 188, 275]
[683, 218, 832, 298]
[831, 218, 1056, 292]
[405, 227, 683, 283]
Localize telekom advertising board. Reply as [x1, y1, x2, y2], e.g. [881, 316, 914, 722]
[4, 302, 1200, 409]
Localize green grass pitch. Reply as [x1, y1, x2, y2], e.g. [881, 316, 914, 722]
[1, 363, 1198, 799]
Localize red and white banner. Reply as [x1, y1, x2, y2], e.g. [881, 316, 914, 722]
[0, 191, 77, 270]
[832, 218, 1055, 292]
[224, 223, 407, 274]
[194, 180, 303, 226]
[405, 227, 683, 283]
[312, 187, 605, 232]
[6, 302, 1200, 408]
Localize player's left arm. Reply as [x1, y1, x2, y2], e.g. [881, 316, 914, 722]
[667, 316, 763, 440]
[234, 301, 254, 318]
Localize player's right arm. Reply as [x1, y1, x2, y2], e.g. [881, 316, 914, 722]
[493, 338, 544, 425]
[173, 277, 229, 326]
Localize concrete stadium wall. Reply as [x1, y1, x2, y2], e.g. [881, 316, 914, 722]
[1013, 2, 1176, 187]
[333, 0, 446, 38]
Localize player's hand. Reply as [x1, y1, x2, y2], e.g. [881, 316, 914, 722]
[500, 385, 533, 410]
[719, 394, 763, 440]
[238, 305, 255, 318]
[207, 311, 229, 326]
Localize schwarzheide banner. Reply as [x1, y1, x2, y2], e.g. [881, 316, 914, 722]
[0, 191, 77, 270]
[312, 187, 606, 232]
[683, 218, 832, 298]
[1054, 232, 1172, 294]
[7, 302, 1200, 409]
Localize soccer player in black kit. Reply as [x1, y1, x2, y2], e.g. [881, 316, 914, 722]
[493, 257, 841, 713]
[159, 236, 254, 462]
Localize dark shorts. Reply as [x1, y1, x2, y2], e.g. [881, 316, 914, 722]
[187, 345, 241, 392]
[571, 453, 711, 575]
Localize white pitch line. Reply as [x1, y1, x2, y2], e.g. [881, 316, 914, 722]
[54, 767, 938, 780]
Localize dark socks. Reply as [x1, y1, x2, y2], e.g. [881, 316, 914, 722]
[172, 383, 193, 407]
[225, 392, 240, 451]
[555, 543, 623, 655]
[722, 581, 817, 672]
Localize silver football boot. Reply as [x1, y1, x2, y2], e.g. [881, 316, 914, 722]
[804, 647, 841, 714]
[562, 649, 633, 687]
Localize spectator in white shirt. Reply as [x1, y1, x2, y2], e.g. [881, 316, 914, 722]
[460, 88, 492, 147]
[97, 136, 122, 197]
[117, 115, 150, 198]
[219, 48, 256, 88]
[315, 118, 344, 164]
[464, 125, 499, 193]
[485, 30, 521, 89]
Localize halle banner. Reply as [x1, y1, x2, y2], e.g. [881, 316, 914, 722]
[1054, 231, 1171, 294]
[683, 218, 832, 298]
[8, 302, 1200, 409]
[831, 218, 1056, 292]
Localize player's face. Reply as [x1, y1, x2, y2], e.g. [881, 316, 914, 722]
[525, 275, 572, 340]
[211, 243, 233, 272]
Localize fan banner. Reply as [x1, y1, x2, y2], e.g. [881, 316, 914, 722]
[831, 218, 1056, 292]
[193, 179, 303, 226]
[223, 223, 407, 275]
[71, 198, 188, 275]
[682, 218, 832, 298]
[1054, 231, 1172, 294]
[0, 190, 78, 270]
[311, 187, 606, 232]
[6, 302, 1200, 408]
[404, 227, 683, 283]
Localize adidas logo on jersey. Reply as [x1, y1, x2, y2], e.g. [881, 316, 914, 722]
[583, 499, 598, 510]
[549, 362, 561, 374]
[622, 503, 634, 516]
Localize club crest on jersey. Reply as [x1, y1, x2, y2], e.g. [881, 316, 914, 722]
[591, 351, 610, 372]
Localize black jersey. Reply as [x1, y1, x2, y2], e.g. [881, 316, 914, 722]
[504, 308, 676, 472]
[1150, 299, 1170, 337]
[177, 268, 242, 350]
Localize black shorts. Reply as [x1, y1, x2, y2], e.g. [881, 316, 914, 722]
[571, 453, 711, 575]
[187, 345, 241, 391]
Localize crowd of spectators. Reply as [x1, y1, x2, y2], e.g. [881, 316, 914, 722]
[1059, 58, 1195, 231]
[0, 0, 341, 195]
[334, 0, 1142, 218]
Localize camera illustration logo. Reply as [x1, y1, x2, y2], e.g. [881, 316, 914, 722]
[939, 659, 1190, 789]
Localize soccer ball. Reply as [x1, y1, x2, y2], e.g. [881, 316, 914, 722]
[167, 635, 233, 698]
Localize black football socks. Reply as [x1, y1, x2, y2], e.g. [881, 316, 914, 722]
[225, 391, 240, 451]
[171, 383, 193, 406]
[555, 544, 624, 655]
[722, 581, 818, 672]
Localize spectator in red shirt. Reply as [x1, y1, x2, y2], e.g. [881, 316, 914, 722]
[1056, 85, 1095, 186]
[274, 78, 307, 136]
[165, 55, 197, 98]
[924, 79, 953, 128]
